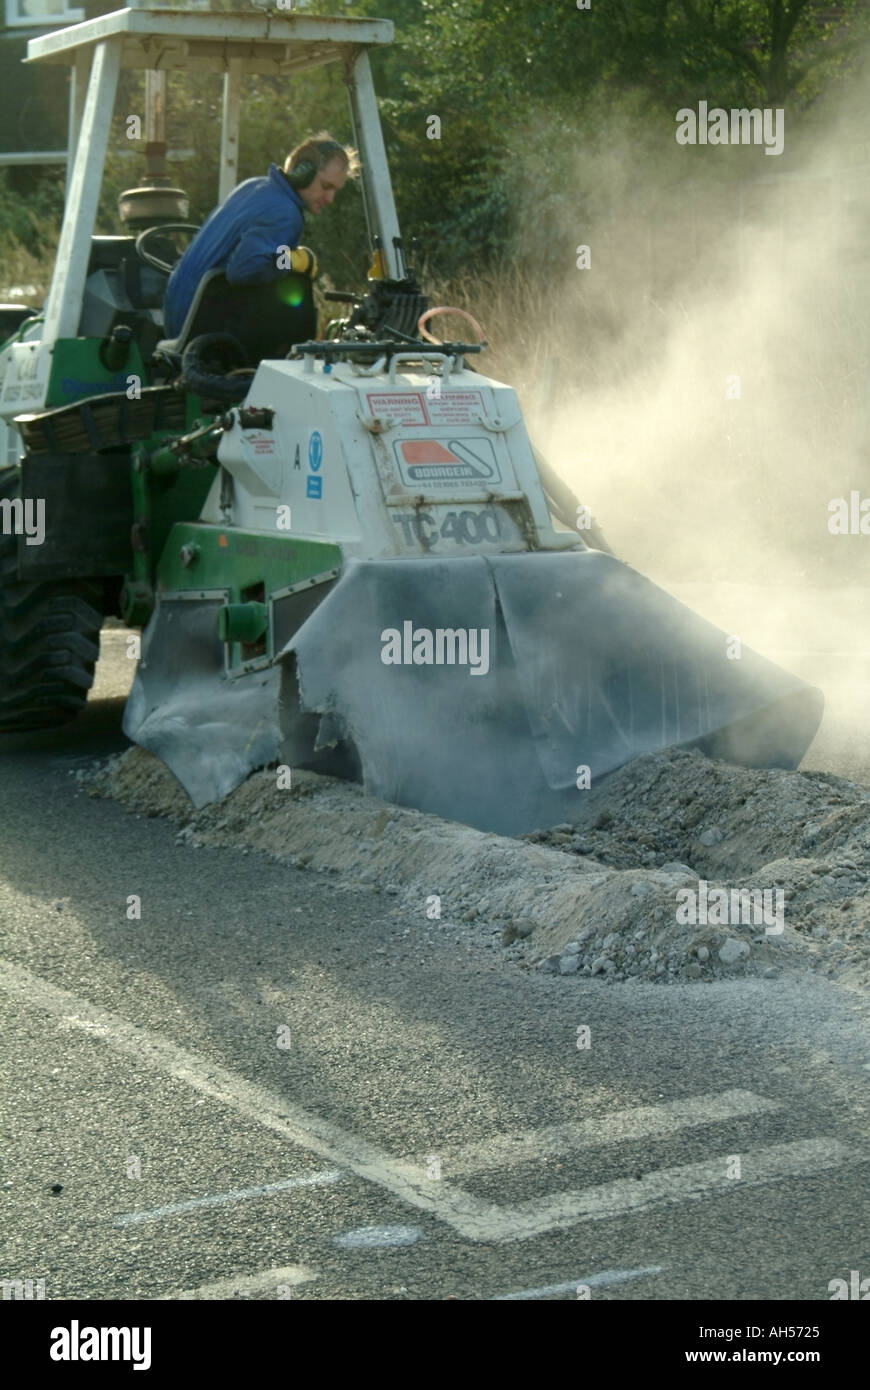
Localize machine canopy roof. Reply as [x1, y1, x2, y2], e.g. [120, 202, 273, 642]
[26, 7, 393, 74]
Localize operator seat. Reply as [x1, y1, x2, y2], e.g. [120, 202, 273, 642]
[156, 268, 318, 366]
[78, 235, 172, 356]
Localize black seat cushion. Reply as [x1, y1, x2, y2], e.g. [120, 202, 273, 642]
[180, 271, 317, 363]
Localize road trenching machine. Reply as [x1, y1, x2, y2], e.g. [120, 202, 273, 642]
[0, 8, 823, 834]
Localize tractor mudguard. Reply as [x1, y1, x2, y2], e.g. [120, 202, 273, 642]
[122, 594, 281, 807]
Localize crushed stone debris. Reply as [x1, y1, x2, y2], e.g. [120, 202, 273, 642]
[78, 744, 869, 991]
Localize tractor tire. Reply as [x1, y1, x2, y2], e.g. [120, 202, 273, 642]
[0, 468, 103, 731]
[181, 332, 253, 404]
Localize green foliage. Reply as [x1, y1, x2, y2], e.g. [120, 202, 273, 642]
[306, 0, 870, 275]
[0, 170, 63, 298]
[4, 0, 870, 292]
[594, 0, 870, 108]
[0, 169, 64, 250]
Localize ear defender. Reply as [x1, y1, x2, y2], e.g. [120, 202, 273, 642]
[286, 159, 318, 190]
[285, 141, 346, 190]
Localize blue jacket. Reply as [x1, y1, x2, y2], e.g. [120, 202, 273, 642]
[163, 164, 306, 337]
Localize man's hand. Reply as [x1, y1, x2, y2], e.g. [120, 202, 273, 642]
[288, 246, 318, 278]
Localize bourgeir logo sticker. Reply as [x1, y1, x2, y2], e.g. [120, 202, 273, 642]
[394, 437, 501, 488]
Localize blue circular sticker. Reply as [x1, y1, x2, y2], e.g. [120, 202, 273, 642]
[308, 431, 323, 471]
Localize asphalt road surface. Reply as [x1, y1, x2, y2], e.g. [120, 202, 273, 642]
[1, 623, 869, 1302]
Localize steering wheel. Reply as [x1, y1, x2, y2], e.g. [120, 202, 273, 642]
[135, 223, 200, 275]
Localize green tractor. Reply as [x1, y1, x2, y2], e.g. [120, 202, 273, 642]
[0, 7, 823, 834]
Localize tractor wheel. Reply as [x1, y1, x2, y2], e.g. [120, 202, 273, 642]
[0, 468, 103, 731]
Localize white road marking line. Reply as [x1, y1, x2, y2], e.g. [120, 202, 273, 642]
[334, 1225, 422, 1249]
[115, 1171, 344, 1227]
[2, 961, 861, 1244]
[493, 1265, 665, 1300]
[417, 1089, 782, 1176]
[153, 1265, 317, 1300]
[492, 1138, 858, 1241]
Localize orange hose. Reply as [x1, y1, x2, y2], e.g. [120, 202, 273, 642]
[417, 306, 488, 346]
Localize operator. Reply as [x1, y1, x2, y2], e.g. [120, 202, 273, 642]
[162, 132, 358, 338]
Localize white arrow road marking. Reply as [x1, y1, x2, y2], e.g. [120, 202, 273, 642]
[114, 1171, 344, 1227]
[2, 960, 863, 1244]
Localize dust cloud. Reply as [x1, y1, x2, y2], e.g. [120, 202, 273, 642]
[513, 82, 870, 784]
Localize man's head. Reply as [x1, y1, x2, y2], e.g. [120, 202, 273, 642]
[284, 133, 359, 215]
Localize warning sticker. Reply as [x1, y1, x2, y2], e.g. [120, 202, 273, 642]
[365, 389, 486, 427]
[242, 430, 275, 456]
[366, 392, 427, 425]
[426, 391, 485, 425]
[393, 436, 501, 488]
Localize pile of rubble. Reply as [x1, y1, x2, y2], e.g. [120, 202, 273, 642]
[82, 744, 870, 990]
